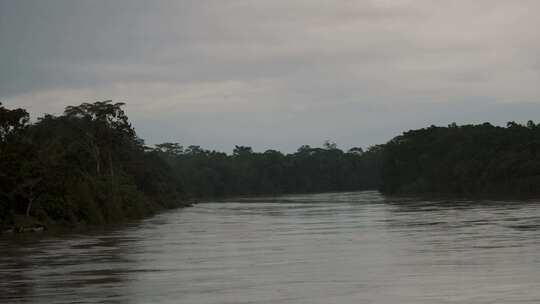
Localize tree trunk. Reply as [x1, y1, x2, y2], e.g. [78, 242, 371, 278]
[108, 150, 114, 178]
[26, 188, 33, 217]
[95, 146, 101, 175]
[108, 150, 116, 204]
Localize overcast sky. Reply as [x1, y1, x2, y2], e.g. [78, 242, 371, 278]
[1, 0, 540, 152]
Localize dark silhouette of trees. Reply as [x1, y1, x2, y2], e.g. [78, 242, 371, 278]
[9, 99, 540, 231]
[8, 99, 540, 232]
[379, 121, 540, 196]
[0, 102, 29, 141]
[0, 101, 381, 230]
[0, 101, 186, 229]
[155, 141, 382, 198]
[0, 103, 34, 224]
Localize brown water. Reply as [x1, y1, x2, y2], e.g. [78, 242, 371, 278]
[2, 191, 540, 303]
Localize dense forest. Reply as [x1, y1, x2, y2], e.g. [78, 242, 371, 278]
[3, 99, 540, 231]
[153, 141, 381, 198]
[380, 122, 540, 196]
[0, 101, 380, 231]
[0, 101, 186, 231]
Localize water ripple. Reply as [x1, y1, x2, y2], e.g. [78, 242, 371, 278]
[2, 191, 540, 303]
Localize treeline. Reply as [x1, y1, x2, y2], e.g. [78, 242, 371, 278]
[153, 142, 381, 198]
[0, 101, 381, 229]
[6, 99, 536, 230]
[380, 121, 540, 196]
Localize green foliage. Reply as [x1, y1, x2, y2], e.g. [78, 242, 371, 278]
[152, 141, 381, 197]
[379, 121, 540, 196]
[0, 101, 186, 229]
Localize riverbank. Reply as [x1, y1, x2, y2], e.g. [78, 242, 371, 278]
[1, 199, 198, 235]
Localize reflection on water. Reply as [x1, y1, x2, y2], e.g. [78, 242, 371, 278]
[2, 191, 540, 303]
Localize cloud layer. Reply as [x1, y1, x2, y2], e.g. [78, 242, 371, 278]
[2, 0, 540, 151]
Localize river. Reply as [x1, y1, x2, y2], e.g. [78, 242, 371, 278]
[2, 191, 540, 303]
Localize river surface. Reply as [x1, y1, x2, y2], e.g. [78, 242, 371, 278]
[2, 191, 540, 303]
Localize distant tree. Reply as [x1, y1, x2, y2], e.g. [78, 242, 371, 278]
[263, 149, 283, 156]
[0, 102, 29, 142]
[233, 145, 253, 157]
[347, 147, 364, 155]
[323, 140, 338, 150]
[155, 142, 183, 155]
[64, 100, 136, 176]
[507, 121, 519, 128]
[297, 145, 312, 154]
[185, 145, 204, 155]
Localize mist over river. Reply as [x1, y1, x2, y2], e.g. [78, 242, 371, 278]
[2, 191, 540, 303]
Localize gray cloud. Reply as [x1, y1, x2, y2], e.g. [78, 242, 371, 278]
[2, 0, 540, 152]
